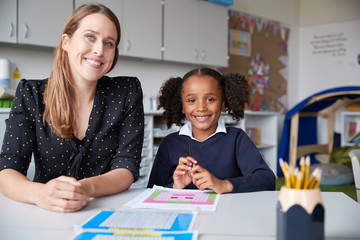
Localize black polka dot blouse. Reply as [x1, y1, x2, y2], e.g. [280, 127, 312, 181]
[0, 76, 144, 183]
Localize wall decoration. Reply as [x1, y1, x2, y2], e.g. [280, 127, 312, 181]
[220, 10, 290, 113]
[230, 30, 251, 56]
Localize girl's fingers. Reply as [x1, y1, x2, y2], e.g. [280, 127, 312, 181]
[179, 157, 197, 167]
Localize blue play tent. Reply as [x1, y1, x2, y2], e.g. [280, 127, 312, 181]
[278, 86, 360, 176]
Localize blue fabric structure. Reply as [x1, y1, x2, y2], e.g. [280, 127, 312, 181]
[278, 86, 360, 176]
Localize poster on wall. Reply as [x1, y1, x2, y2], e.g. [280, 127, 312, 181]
[230, 30, 251, 56]
[219, 10, 290, 113]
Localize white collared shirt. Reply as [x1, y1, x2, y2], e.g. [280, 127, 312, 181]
[179, 120, 227, 142]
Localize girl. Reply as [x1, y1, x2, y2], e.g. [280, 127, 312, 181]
[0, 4, 144, 212]
[147, 68, 275, 193]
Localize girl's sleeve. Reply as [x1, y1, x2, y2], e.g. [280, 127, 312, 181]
[110, 77, 144, 182]
[0, 80, 36, 176]
[147, 138, 174, 188]
[227, 133, 276, 193]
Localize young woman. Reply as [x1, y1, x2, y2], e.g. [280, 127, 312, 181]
[0, 4, 144, 212]
[147, 68, 275, 194]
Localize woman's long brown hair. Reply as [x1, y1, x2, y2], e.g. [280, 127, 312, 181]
[43, 4, 121, 140]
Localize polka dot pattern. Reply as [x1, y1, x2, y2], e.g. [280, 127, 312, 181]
[0, 76, 144, 183]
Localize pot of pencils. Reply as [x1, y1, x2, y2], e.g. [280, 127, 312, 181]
[276, 156, 324, 240]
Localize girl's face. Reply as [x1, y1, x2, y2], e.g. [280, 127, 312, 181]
[62, 13, 117, 85]
[181, 75, 226, 141]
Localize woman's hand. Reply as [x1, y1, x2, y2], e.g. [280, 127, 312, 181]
[34, 176, 90, 213]
[173, 156, 197, 189]
[191, 165, 233, 194]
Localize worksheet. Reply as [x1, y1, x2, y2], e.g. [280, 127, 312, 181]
[124, 186, 220, 212]
[72, 231, 197, 240]
[79, 210, 196, 232]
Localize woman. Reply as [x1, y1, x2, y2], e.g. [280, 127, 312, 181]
[0, 4, 144, 213]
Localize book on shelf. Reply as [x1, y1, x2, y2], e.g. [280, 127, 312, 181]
[349, 130, 360, 144]
[246, 127, 260, 145]
[348, 121, 357, 139]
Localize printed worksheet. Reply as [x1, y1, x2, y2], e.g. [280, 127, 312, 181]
[72, 231, 197, 240]
[124, 186, 220, 212]
[79, 210, 196, 232]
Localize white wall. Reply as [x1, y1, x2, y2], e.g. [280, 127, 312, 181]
[298, 20, 360, 101]
[299, 0, 360, 26]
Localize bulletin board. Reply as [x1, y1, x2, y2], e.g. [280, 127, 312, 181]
[219, 10, 290, 113]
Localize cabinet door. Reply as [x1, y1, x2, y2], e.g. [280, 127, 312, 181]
[198, 1, 228, 67]
[75, 0, 124, 25]
[18, 0, 73, 47]
[0, 0, 17, 43]
[163, 0, 198, 64]
[121, 0, 162, 60]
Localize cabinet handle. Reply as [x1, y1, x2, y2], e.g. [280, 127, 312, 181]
[24, 23, 29, 39]
[9, 22, 14, 37]
[125, 39, 131, 52]
[201, 50, 206, 60]
[194, 49, 199, 60]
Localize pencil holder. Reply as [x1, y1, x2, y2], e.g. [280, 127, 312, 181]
[276, 186, 325, 240]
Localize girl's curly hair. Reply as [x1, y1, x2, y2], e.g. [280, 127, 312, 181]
[158, 68, 249, 129]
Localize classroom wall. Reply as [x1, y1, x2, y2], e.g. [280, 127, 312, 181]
[1, 0, 359, 110]
[299, 0, 360, 26]
[230, 0, 300, 108]
[232, 0, 360, 108]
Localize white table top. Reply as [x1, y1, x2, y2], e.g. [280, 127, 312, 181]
[1, 189, 360, 240]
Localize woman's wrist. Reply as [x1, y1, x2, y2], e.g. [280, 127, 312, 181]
[79, 178, 95, 197]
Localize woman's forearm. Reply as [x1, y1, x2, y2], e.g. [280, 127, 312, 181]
[80, 168, 134, 198]
[0, 169, 42, 204]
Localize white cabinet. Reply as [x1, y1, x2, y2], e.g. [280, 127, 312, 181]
[0, 0, 17, 43]
[0, 0, 72, 46]
[163, 0, 228, 67]
[121, 0, 162, 60]
[76, 0, 162, 60]
[340, 111, 360, 147]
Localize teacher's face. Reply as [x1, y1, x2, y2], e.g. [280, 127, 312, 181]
[62, 13, 117, 85]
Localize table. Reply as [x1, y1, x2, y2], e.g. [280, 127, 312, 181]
[1, 189, 360, 240]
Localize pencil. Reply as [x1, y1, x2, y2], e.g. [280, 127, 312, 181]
[307, 168, 318, 189]
[284, 171, 291, 188]
[299, 156, 305, 188]
[289, 166, 295, 188]
[294, 168, 302, 189]
[313, 169, 322, 189]
[279, 158, 287, 176]
[303, 156, 310, 189]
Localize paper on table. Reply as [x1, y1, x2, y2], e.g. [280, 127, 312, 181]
[72, 231, 198, 240]
[80, 210, 195, 231]
[123, 186, 220, 212]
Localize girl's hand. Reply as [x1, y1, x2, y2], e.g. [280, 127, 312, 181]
[173, 156, 197, 189]
[34, 176, 90, 213]
[191, 165, 233, 194]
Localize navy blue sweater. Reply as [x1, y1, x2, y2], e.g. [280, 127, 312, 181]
[147, 127, 276, 193]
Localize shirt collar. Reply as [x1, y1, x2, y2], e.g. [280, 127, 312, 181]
[179, 120, 227, 142]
